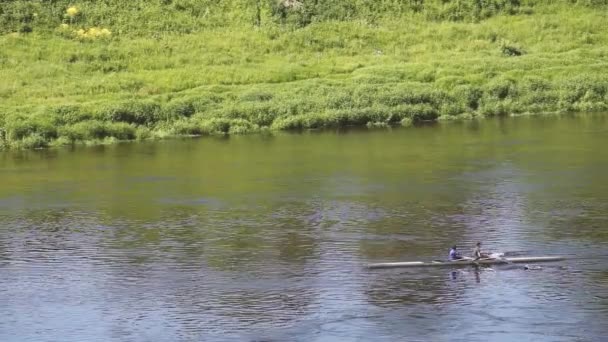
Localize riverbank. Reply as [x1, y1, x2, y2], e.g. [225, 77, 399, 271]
[1, 1, 607, 149]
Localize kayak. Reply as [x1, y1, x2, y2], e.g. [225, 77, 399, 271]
[367, 256, 566, 269]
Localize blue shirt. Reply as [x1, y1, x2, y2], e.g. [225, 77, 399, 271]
[449, 248, 459, 260]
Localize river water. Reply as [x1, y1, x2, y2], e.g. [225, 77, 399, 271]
[1, 115, 608, 342]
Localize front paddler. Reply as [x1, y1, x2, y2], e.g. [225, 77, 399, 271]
[449, 245, 463, 261]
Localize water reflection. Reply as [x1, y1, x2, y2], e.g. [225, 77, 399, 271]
[365, 266, 499, 310]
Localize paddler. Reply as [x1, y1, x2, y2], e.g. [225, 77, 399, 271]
[472, 242, 490, 259]
[448, 245, 463, 261]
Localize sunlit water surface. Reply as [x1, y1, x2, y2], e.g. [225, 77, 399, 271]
[1, 115, 608, 341]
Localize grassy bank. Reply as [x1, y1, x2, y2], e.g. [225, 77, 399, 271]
[1, 0, 608, 148]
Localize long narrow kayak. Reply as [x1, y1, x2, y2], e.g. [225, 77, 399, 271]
[367, 256, 566, 269]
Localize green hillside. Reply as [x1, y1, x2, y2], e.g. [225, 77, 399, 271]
[1, 0, 607, 148]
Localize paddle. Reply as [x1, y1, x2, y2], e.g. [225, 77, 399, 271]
[491, 252, 516, 265]
[471, 252, 508, 267]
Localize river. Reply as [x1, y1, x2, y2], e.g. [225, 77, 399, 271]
[1, 114, 608, 342]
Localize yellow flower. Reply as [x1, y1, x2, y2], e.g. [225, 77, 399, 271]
[100, 28, 112, 37]
[60, 23, 69, 30]
[88, 27, 100, 37]
[66, 6, 80, 18]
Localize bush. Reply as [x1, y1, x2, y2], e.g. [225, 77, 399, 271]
[366, 121, 389, 128]
[270, 0, 523, 27]
[100, 101, 161, 125]
[270, 113, 327, 130]
[17, 133, 49, 149]
[500, 40, 525, 56]
[323, 107, 381, 126]
[213, 103, 278, 126]
[58, 120, 134, 141]
[5, 117, 57, 141]
[559, 76, 608, 106]
[53, 105, 93, 124]
[401, 118, 413, 127]
[171, 119, 204, 136]
[1, 1, 40, 33]
[240, 91, 273, 102]
[522, 76, 551, 92]
[479, 100, 520, 116]
[135, 126, 153, 140]
[425, 0, 521, 21]
[106, 122, 136, 140]
[270, 115, 306, 130]
[388, 104, 439, 122]
[162, 99, 196, 121]
[59, 120, 108, 141]
[439, 103, 467, 116]
[228, 119, 259, 134]
[485, 77, 518, 100]
[453, 85, 483, 110]
[5, 120, 36, 141]
[200, 118, 232, 134]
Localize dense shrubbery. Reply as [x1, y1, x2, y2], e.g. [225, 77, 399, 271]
[0, 0, 607, 148]
[3, 74, 607, 147]
[1, 0, 604, 34]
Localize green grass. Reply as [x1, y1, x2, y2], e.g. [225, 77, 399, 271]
[1, 0, 608, 148]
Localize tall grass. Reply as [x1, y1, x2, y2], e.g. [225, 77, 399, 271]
[0, 0, 607, 148]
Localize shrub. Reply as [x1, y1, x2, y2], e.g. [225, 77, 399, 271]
[270, 0, 523, 26]
[425, 0, 521, 21]
[378, 87, 448, 107]
[200, 118, 232, 134]
[213, 103, 279, 126]
[500, 40, 525, 56]
[17, 133, 48, 149]
[106, 122, 136, 140]
[270, 115, 306, 130]
[559, 76, 608, 106]
[453, 85, 483, 110]
[485, 77, 518, 100]
[53, 105, 93, 124]
[327, 93, 354, 109]
[59, 121, 108, 141]
[171, 119, 204, 135]
[401, 118, 413, 127]
[348, 107, 389, 124]
[388, 104, 438, 122]
[228, 119, 259, 134]
[240, 91, 273, 102]
[439, 103, 467, 117]
[100, 101, 161, 125]
[5, 117, 57, 141]
[366, 121, 389, 128]
[522, 76, 551, 92]
[135, 126, 153, 140]
[479, 101, 518, 116]
[162, 99, 196, 121]
[1, 1, 39, 33]
[270, 113, 328, 130]
[58, 121, 134, 141]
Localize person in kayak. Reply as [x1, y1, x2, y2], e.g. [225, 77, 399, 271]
[449, 246, 463, 261]
[472, 242, 490, 259]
